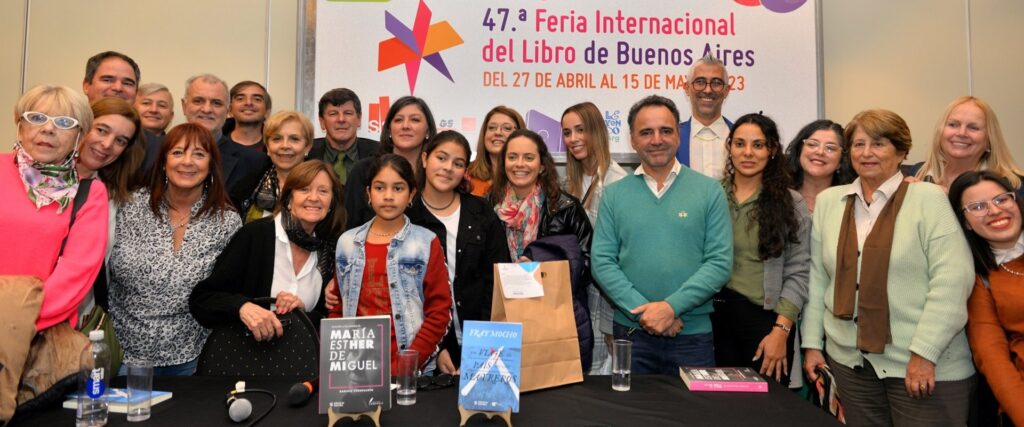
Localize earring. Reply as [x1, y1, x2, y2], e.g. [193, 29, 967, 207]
[164, 175, 169, 187]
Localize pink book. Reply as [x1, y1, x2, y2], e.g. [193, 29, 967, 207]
[679, 367, 768, 393]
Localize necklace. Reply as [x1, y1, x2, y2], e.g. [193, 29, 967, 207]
[369, 228, 399, 238]
[422, 193, 457, 211]
[999, 262, 1024, 277]
[169, 216, 190, 230]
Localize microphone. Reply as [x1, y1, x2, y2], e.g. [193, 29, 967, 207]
[226, 395, 253, 422]
[288, 379, 318, 406]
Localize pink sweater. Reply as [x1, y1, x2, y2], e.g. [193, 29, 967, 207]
[0, 153, 108, 331]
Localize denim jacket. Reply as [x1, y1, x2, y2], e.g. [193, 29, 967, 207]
[336, 216, 442, 367]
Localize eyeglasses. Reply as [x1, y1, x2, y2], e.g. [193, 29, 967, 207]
[804, 139, 842, 155]
[21, 111, 80, 130]
[690, 77, 726, 92]
[487, 124, 516, 133]
[963, 192, 1017, 217]
[416, 373, 456, 390]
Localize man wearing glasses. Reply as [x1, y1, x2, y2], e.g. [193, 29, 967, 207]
[677, 54, 732, 180]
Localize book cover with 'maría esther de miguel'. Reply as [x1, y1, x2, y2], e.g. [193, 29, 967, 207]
[458, 321, 523, 413]
[679, 367, 768, 392]
[319, 316, 391, 413]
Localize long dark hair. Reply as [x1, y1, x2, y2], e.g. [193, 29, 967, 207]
[378, 96, 437, 156]
[417, 130, 471, 194]
[366, 154, 417, 213]
[726, 113, 799, 259]
[489, 129, 561, 215]
[149, 123, 232, 220]
[785, 119, 855, 189]
[949, 171, 1024, 278]
[276, 160, 346, 242]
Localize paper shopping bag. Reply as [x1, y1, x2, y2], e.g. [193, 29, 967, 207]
[491, 261, 583, 392]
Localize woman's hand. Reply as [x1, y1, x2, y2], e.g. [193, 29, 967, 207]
[239, 302, 283, 342]
[803, 349, 827, 382]
[904, 353, 936, 398]
[275, 291, 306, 314]
[324, 278, 339, 310]
[436, 349, 459, 375]
[754, 327, 789, 382]
[517, 256, 531, 263]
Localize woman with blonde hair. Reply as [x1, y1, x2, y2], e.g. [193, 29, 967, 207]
[561, 101, 627, 374]
[239, 111, 314, 222]
[466, 106, 525, 197]
[911, 96, 1024, 195]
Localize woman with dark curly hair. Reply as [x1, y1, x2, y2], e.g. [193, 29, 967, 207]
[711, 113, 810, 385]
[785, 119, 855, 213]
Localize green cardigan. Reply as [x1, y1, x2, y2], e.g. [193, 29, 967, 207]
[800, 181, 975, 380]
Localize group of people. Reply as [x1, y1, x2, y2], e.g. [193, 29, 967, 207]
[1, 49, 1022, 427]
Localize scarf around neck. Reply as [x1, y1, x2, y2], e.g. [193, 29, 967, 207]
[281, 209, 334, 281]
[496, 184, 543, 259]
[14, 143, 80, 214]
[833, 179, 909, 353]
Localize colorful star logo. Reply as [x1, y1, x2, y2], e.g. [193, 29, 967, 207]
[378, 0, 463, 94]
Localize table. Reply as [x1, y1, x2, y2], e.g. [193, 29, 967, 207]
[14, 375, 842, 426]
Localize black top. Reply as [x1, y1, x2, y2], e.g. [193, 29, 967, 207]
[189, 216, 328, 328]
[407, 193, 511, 367]
[342, 156, 378, 230]
[539, 190, 594, 286]
[218, 134, 270, 211]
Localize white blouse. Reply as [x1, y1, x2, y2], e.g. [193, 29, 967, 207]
[270, 215, 323, 310]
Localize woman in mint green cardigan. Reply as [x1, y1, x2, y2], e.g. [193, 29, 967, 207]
[800, 110, 975, 427]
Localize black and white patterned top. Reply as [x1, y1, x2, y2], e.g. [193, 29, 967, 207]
[108, 189, 241, 366]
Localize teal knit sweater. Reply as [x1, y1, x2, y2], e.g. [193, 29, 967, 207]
[592, 168, 733, 334]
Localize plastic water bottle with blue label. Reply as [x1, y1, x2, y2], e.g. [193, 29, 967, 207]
[77, 330, 110, 426]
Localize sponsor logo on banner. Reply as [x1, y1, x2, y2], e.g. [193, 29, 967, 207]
[378, 0, 465, 94]
[367, 96, 390, 133]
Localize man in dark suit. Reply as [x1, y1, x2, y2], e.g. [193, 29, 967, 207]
[677, 54, 733, 180]
[308, 88, 379, 187]
[180, 74, 268, 209]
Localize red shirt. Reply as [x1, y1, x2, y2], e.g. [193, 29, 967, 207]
[328, 238, 452, 371]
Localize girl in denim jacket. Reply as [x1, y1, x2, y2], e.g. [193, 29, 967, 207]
[328, 154, 451, 374]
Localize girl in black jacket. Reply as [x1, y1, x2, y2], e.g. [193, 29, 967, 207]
[407, 130, 511, 373]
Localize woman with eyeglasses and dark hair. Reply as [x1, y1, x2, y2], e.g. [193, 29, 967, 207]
[343, 96, 437, 229]
[948, 171, 1024, 426]
[712, 113, 810, 385]
[801, 110, 975, 426]
[785, 119, 855, 213]
[466, 106, 525, 197]
[108, 123, 241, 376]
[0, 85, 104, 332]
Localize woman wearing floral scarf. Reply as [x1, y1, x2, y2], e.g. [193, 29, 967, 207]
[490, 129, 596, 372]
[0, 85, 107, 331]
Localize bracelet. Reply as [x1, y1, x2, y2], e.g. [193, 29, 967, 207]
[773, 323, 792, 333]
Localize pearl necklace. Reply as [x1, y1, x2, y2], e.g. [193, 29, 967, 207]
[369, 228, 398, 238]
[999, 262, 1024, 277]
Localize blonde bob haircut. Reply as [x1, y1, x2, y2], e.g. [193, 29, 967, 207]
[562, 101, 612, 210]
[15, 85, 93, 137]
[263, 111, 314, 150]
[914, 96, 1023, 189]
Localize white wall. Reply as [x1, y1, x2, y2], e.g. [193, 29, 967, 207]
[1, 0, 1022, 167]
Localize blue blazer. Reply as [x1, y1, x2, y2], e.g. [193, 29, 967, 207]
[676, 117, 733, 166]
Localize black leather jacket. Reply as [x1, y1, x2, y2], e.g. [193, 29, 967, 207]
[539, 190, 594, 288]
[407, 193, 511, 368]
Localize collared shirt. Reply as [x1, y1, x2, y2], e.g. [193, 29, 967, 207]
[322, 139, 363, 173]
[270, 214, 322, 311]
[846, 172, 904, 248]
[688, 116, 730, 180]
[993, 233, 1024, 264]
[634, 159, 682, 199]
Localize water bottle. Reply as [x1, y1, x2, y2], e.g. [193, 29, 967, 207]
[76, 330, 110, 427]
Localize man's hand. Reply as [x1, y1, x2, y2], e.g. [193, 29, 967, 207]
[630, 301, 676, 335]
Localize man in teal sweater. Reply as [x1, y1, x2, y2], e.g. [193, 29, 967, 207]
[593, 95, 733, 374]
